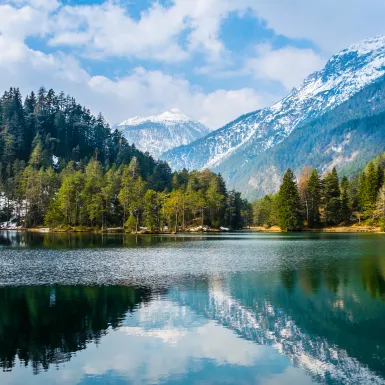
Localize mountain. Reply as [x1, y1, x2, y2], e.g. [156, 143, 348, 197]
[118, 108, 210, 159]
[163, 35, 385, 199]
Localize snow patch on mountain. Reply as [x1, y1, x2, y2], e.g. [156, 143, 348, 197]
[118, 109, 210, 159]
[164, 35, 385, 171]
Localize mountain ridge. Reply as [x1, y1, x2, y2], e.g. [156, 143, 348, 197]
[118, 108, 210, 159]
[163, 34, 385, 198]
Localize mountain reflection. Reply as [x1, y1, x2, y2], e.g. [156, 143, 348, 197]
[1, 233, 385, 383]
[0, 285, 154, 374]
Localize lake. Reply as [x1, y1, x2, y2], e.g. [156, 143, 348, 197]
[1, 231, 385, 385]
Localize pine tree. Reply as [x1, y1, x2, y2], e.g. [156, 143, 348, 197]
[377, 185, 385, 219]
[366, 162, 378, 208]
[307, 169, 321, 227]
[128, 156, 140, 179]
[322, 168, 341, 225]
[118, 166, 134, 226]
[340, 176, 351, 223]
[143, 190, 162, 232]
[82, 159, 105, 227]
[377, 164, 384, 192]
[278, 169, 302, 231]
[129, 177, 146, 233]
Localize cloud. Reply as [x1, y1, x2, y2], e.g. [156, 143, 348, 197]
[198, 88, 275, 128]
[48, 0, 246, 62]
[49, 2, 190, 62]
[0, 3, 52, 40]
[87, 67, 273, 129]
[247, 45, 325, 90]
[0, 27, 271, 130]
[3, 0, 385, 134]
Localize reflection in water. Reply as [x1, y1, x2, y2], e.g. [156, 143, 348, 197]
[1, 232, 385, 384]
[0, 230, 214, 249]
[0, 286, 155, 374]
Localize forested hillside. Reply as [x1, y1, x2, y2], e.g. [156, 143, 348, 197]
[0, 87, 250, 231]
[163, 36, 385, 200]
[253, 153, 385, 231]
[237, 76, 385, 199]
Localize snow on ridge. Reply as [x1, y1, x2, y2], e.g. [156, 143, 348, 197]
[165, 34, 385, 172]
[337, 34, 385, 57]
[118, 109, 210, 159]
[118, 108, 195, 127]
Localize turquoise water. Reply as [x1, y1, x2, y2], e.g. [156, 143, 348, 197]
[1, 231, 385, 384]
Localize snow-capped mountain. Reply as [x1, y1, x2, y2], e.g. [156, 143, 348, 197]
[163, 35, 385, 198]
[118, 108, 210, 159]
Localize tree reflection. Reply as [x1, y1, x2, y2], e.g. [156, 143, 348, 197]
[0, 285, 155, 374]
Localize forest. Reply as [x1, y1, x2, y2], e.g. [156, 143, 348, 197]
[2, 86, 385, 233]
[253, 153, 385, 231]
[0, 87, 250, 231]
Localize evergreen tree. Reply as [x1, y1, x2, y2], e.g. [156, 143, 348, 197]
[277, 169, 302, 231]
[322, 168, 341, 225]
[366, 162, 378, 209]
[340, 176, 351, 223]
[377, 185, 385, 219]
[143, 190, 162, 232]
[307, 169, 321, 227]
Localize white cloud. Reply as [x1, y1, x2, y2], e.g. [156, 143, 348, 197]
[247, 45, 325, 90]
[87, 67, 272, 129]
[48, 0, 251, 62]
[0, 27, 271, 130]
[49, 2, 189, 62]
[42, 0, 385, 63]
[0, 3, 51, 40]
[2, 0, 385, 133]
[199, 88, 275, 127]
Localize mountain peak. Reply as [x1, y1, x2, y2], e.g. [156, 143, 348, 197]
[118, 108, 210, 159]
[342, 34, 385, 56]
[158, 108, 192, 122]
[118, 108, 193, 126]
[164, 34, 385, 198]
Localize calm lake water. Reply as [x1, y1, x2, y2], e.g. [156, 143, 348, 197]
[1, 231, 385, 385]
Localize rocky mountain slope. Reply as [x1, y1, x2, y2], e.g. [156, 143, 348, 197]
[163, 35, 385, 199]
[118, 109, 210, 159]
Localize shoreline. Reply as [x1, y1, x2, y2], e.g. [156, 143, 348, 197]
[1, 226, 384, 234]
[0, 227, 228, 234]
[250, 226, 384, 234]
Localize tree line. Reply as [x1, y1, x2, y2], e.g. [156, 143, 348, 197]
[43, 158, 250, 232]
[0, 87, 251, 231]
[252, 154, 385, 231]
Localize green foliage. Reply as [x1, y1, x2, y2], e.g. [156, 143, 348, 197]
[278, 169, 303, 231]
[124, 214, 137, 232]
[379, 218, 385, 232]
[322, 168, 341, 225]
[340, 176, 351, 223]
[44, 199, 64, 228]
[251, 153, 385, 230]
[0, 86, 253, 231]
[307, 169, 321, 227]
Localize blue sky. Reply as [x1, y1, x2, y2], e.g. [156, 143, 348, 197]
[1, 0, 385, 129]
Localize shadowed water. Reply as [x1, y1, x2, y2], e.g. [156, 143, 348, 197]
[1, 231, 385, 384]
